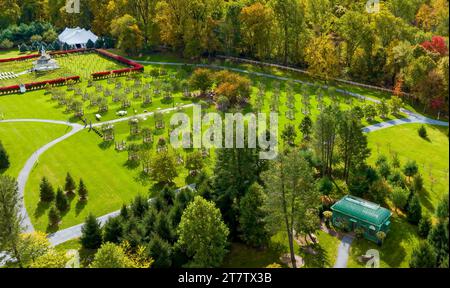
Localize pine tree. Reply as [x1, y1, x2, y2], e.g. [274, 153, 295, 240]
[64, 173, 76, 194]
[39, 177, 55, 202]
[55, 187, 69, 212]
[103, 217, 123, 243]
[0, 141, 10, 170]
[119, 204, 129, 219]
[409, 242, 437, 268]
[80, 214, 103, 250]
[407, 194, 422, 225]
[77, 179, 88, 201]
[427, 220, 449, 267]
[0, 176, 23, 266]
[238, 183, 269, 248]
[299, 116, 312, 141]
[48, 206, 60, 227]
[418, 216, 432, 238]
[148, 234, 172, 268]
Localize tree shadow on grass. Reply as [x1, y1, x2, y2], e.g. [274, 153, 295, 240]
[134, 171, 152, 186]
[98, 141, 113, 150]
[75, 200, 87, 216]
[123, 160, 140, 170]
[301, 244, 331, 268]
[418, 188, 435, 213]
[34, 201, 51, 219]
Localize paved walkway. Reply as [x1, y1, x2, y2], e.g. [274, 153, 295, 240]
[0, 119, 84, 233]
[334, 235, 354, 268]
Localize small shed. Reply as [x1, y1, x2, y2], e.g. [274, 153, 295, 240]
[331, 195, 392, 244]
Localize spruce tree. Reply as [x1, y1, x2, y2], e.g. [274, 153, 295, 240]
[48, 206, 60, 227]
[103, 217, 123, 243]
[409, 242, 437, 268]
[0, 141, 10, 170]
[77, 179, 88, 201]
[39, 177, 55, 202]
[55, 187, 69, 212]
[80, 214, 103, 250]
[407, 194, 422, 225]
[418, 216, 432, 238]
[64, 173, 76, 194]
[238, 183, 269, 248]
[148, 234, 172, 268]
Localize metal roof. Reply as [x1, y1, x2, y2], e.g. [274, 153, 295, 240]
[331, 195, 392, 226]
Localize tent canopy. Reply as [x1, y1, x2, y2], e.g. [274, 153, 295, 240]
[58, 27, 98, 46]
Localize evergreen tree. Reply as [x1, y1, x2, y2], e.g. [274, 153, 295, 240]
[418, 215, 432, 238]
[299, 115, 312, 141]
[212, 144, 261, 239]
[86, 39, 95, 49]
[55, 187, 69, 212]
[155, 213, 175, 243]
[77, 179, 88, 201]
[80, 214, 103, 250]
[131, 194, 149, 218]
[238, 183, 269, 248]
[281, 124, 297, 146]
[0, 176, 23, 266]
[148, 234, 172, 268]
[64, 173, 76, 194]
[427, 219, 449, 267]
[120, 204, 129, 219]
[410, 242, 437, 268]
[39, 177, 55, 202]
[0, 141, 10, 170]
[48, 206, 60, 227]
[403, 160, 419, 181]
[407, 193, 422, 225]
[103, 217, 123, 244]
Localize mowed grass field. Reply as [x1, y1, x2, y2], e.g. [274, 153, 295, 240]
[367, 124, 449, 214]
[0, 122, 70, 177]
[348, 216, 420, 268]
[0, 52, 127, 86]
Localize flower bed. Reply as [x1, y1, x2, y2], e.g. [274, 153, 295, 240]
[0, 48, 142, 94]
[91, 49, 144, 79]
[0, 76, 80, 95]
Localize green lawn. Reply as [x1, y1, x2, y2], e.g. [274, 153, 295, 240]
[348, 216, 420, 268]
[0, 122, 70, 177]
[367, 124, 449, 214]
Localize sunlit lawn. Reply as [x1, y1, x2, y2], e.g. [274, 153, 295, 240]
[367, 124, 449, 215]
[348, 216, 420, 268]
[0, 122, 70, 177]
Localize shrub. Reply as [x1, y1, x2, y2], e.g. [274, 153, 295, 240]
[0, 39, 14, 49]
[418, 125, 427, 138]
[0, 141, 10, 170]
[317, 177, 333, 195]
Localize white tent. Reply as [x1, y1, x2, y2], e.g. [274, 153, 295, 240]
[58, 27, 98, 48]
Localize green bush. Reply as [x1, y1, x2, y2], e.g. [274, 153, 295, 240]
[418, 125, 427, 138]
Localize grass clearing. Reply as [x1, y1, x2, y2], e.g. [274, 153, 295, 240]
[0, 122, 70, 177]
[367, 124, 449, 214]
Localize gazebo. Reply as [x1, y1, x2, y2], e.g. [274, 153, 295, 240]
[331, 195, 392, 244]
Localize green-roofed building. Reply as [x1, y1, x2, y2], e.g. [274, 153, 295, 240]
[331, 195, 392, 244]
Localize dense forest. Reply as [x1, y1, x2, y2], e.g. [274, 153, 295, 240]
[0, 0, 448, 114]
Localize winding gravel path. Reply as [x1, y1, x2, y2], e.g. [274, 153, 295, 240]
[0, 61, 447, 262]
